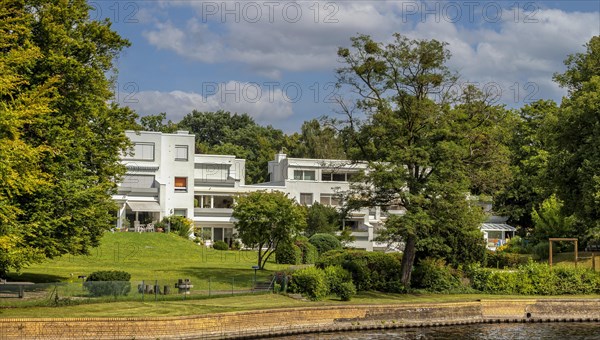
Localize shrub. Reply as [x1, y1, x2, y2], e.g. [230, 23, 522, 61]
[231, 239, 242, 251]
[290, 266, 329, 301]
[324, 266, 355, 301]
[532, 241, 550, 260]
[309, 233, 342, 255]
[276, 241, 302, 264]
[485, 250, 530, 269]
[412, 258, 462, 292]
[316, 250, 403, 292]
[213, 240, 229, 250]
[295, 238, 318, 264]
[84, 271, 131, 297]
[467, 261, 600, 295]
[161, 216, 193, 238]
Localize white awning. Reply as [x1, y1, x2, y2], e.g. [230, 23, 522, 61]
[126, 201, 162, 212]
[193, 216, 236, 223]
[480, 223, 516, 232]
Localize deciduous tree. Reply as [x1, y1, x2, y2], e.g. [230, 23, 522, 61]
[335, 33, 510, 287]
[233, 191, 306, 269]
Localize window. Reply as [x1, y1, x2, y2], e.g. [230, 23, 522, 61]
[121, 175, 155, 188]
[321, 172, 357, 182]
[320, 194, 340, 206]
[213, 196, 233, 209]
[293, 170, 316, 181]
[174, 177, 187, 192]
[299, 193, 314, 205]
[125, 142, 154, 161]
[175, 145, 188, 161]
[174, 209, 187, 217]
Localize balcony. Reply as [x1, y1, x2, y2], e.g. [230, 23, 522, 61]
[194, 207, 233, 217]
[117, 187, 159, 196]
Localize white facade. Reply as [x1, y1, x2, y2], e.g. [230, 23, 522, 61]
[113, 131, 403, 251]
[113, 131, 195, 229]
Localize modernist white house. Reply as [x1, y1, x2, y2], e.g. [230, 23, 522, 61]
[114, 131, 513, 251]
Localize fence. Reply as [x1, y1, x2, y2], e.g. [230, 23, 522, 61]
[0, 276, 275, 308]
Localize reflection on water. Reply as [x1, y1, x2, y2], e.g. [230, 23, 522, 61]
[274, 322, 600, 339]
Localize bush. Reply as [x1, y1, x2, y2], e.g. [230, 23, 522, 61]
[295, 238, 318, 264]
[532, 241, 550, 260]
[83, 271, 131, 297]
[324, 266, 355, 301]
[161, 216, 193, 238]
[276, 241, 302, 265]
[290, 266, 329, 301]
[316, 249, 403, 292]
[412, 258, 462, 292]
[467, 261, 600, 295]
[485, 250, 530, 268]
[213, 240, 229, 250]
[309, 233, 342, 255]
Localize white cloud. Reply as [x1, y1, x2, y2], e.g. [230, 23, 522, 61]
[123, 81, 294, 122]
[140, 2, 598, 105]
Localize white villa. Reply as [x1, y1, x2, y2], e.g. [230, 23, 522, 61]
[113, 130, 513, 251]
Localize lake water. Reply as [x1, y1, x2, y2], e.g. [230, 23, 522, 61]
[273, 322, 600, 339]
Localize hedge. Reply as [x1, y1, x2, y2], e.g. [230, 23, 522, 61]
[83, 271, 131, 297]
[309, 233, 342, 255]
[276, 241, 302, 265]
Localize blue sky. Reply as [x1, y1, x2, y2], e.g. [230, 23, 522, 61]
[101, 1, 600, 132]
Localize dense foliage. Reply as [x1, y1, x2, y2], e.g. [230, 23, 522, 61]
[290, 265, 356, 301]
[309, 233, 342, 255]
[0, 0, 136, 276]
[212, 240, 229, 251]
[335, 33, 511, 288]
[317, 249, 403, 292]
[275, 241, 302, 265]
[233, 191, 306, 269]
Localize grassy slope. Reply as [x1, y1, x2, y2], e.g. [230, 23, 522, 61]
[6, 232, 288, 288]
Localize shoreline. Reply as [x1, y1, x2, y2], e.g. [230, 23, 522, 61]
[1, 298, 600, 339]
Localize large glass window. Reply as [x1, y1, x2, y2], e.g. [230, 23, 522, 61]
[293, 170, 316, 181]
[175, 145, 188, 161]
[299, 193, 314, 205]
[213, 196, 233, 208]
[174, 177, 187, 192]
[125, 142, 154, 161]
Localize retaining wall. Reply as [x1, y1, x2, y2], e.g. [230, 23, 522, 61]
[1, 299, 599, 339]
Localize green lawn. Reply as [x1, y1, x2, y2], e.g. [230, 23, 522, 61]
[5, 232, 288, 291]
[3, 291, 600, 318]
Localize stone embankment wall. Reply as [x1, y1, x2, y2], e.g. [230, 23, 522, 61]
[1, 299, 599, 339]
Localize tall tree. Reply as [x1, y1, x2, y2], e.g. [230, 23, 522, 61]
[233, 191, 306, 269]
[139, 112, 178, 133]
[494, 100, 557, 233]
[287, 119, 346, 159]
[548, 36, 600, 241]
[305, 202, 341, 237]
[0, 0, 136, 275]
[335, 34, 510, 287]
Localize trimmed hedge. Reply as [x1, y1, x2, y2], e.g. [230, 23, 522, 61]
[309, 233, 342, 255]
[467, 261, 600, 295]
[316, 249, 403, 292]
[83, 271, 131, 297]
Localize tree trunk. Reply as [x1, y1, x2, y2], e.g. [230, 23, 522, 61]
[400, 234, 417, 289]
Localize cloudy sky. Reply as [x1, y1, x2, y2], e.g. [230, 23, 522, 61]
[103, 1, 600, 132]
